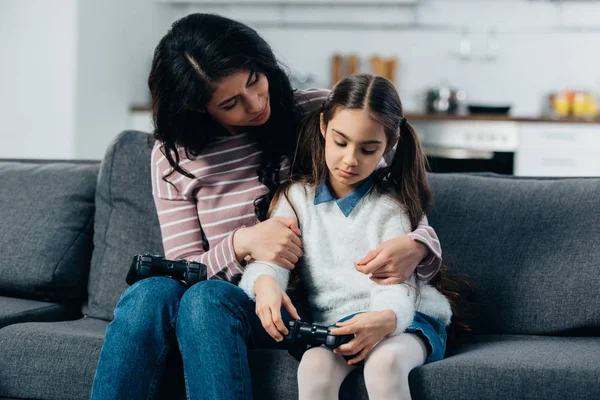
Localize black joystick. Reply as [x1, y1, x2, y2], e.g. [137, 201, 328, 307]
[284, 320, 362, 365]
[126, 254, 207, 287]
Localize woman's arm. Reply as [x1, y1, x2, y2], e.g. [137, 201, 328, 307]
[355, 216, 442, 284]
[153, 196, 245, 281]
[408, 216, 442, 280]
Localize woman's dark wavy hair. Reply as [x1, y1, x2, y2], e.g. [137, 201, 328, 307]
[283, 73, 472, 348]
[148, 13, 302, 221]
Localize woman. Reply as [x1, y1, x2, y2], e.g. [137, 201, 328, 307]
[90, 13, 442, 400]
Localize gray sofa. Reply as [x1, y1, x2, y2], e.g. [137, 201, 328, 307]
[0, 130, 598, 400]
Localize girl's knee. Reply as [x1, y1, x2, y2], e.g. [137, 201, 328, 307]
[298, 347, 339, 382]
[365, 346, 408, 377]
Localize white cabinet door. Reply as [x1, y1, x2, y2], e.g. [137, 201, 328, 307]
[515, 123, 600, 177]
[156, 0, 417, 4]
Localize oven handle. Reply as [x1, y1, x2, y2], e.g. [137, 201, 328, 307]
[424, 146, 495, 160]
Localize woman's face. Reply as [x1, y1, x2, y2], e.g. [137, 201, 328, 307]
[321, 108, 389, 198]
[205, 69, 271, 132]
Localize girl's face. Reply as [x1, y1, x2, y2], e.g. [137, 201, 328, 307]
[205, 69, 271, 133]
[321, 108, 390, 198]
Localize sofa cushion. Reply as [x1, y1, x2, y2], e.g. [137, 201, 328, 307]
[0, 161, 98, 302]
[0, 317, 108, 400]
[84, 131, 164, 320]
[428, 174, 600, 336]
[410, 334, 600, 400]
[0, 296, 80, 328]
[0, 318, 361, 400]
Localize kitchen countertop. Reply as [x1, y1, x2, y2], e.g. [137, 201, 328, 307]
[404, 113, 600, 124]
[130, 105, 600, 125]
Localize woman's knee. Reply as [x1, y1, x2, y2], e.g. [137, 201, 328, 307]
[113, 277, 186, 329]
[177, 280, 249, 327]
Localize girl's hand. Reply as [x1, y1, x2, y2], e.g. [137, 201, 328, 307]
[233, 218, 303, 270]
[254, 275, 300, 342]
[329, 311, 397, 365]
[355, 235, 428, 284]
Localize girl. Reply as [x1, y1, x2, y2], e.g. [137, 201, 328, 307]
[91, 14, 444, 400]
[239, 73, 458, 400]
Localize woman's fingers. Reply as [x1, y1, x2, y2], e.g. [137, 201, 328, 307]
[370, 276, 403, 285]
[281, 249, 300, 264]
[276, 257, 295, 270]
[355, 248, 380, 266]
[355, 250, 386, 275]
[273, 217, 302, 237]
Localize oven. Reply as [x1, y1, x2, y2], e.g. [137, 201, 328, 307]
[411, 119, 519, 175]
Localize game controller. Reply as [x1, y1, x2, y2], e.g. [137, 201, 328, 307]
[284, 320, 362, 365]
[126, 254, 207, 287]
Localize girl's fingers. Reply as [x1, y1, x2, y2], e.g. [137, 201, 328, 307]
[334, 337, 365, 356]
[270, 306, 288, 335]
[282, 294, 301, 321]
[348, 344, 372, 365]
[260, 308, 283, 342]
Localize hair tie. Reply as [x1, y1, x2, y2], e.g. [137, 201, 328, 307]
[401, 117, 408, 126]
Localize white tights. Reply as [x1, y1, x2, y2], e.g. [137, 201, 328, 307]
[297, 333, 428, 400]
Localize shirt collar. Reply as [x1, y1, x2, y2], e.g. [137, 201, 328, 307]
[314, 175, 375, 217]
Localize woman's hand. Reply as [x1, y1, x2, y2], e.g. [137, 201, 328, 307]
[254, 275, 300, 342]
[233, 217, 303, 270]
[355, 235, 428, 284]
[330, 311, 397, 365]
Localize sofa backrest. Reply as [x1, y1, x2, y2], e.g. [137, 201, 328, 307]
[84, 131, 164, 320]
[0, 160, 98, 303]
[428, 173, 600, 336]
[84, 131, 600, 335]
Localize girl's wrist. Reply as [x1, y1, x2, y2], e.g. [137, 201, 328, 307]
[378, 310, 397, 335]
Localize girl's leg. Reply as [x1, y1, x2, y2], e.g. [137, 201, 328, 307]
[297, 346, 355, 400]
[363, 333, 428, 400]
[90, 277, 187, 400]
[176, 279, 289, 400]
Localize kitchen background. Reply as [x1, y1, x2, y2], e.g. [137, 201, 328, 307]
[1, 0, 600, 176]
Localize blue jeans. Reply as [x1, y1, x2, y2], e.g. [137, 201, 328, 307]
[90, 277, 293, 400]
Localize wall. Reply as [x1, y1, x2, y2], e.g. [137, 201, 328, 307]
[171, 0, 600, 115]
[74, 0, 173, 159]
[0, 0, 77, 159]
[2, 0, 600, 159]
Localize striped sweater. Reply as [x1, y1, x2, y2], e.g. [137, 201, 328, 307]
[151, 89, 442, 281]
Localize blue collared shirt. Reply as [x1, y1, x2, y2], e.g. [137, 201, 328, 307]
[314, 175, 375, 217]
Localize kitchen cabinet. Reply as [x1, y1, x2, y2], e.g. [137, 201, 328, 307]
[515, 123, 600, 177]
[129, 108, 600, 177]
[156, 0, 417, 4]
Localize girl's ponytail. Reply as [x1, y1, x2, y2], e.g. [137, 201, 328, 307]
[386, 118, 432, 230]
[291, 106, 328, 186]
